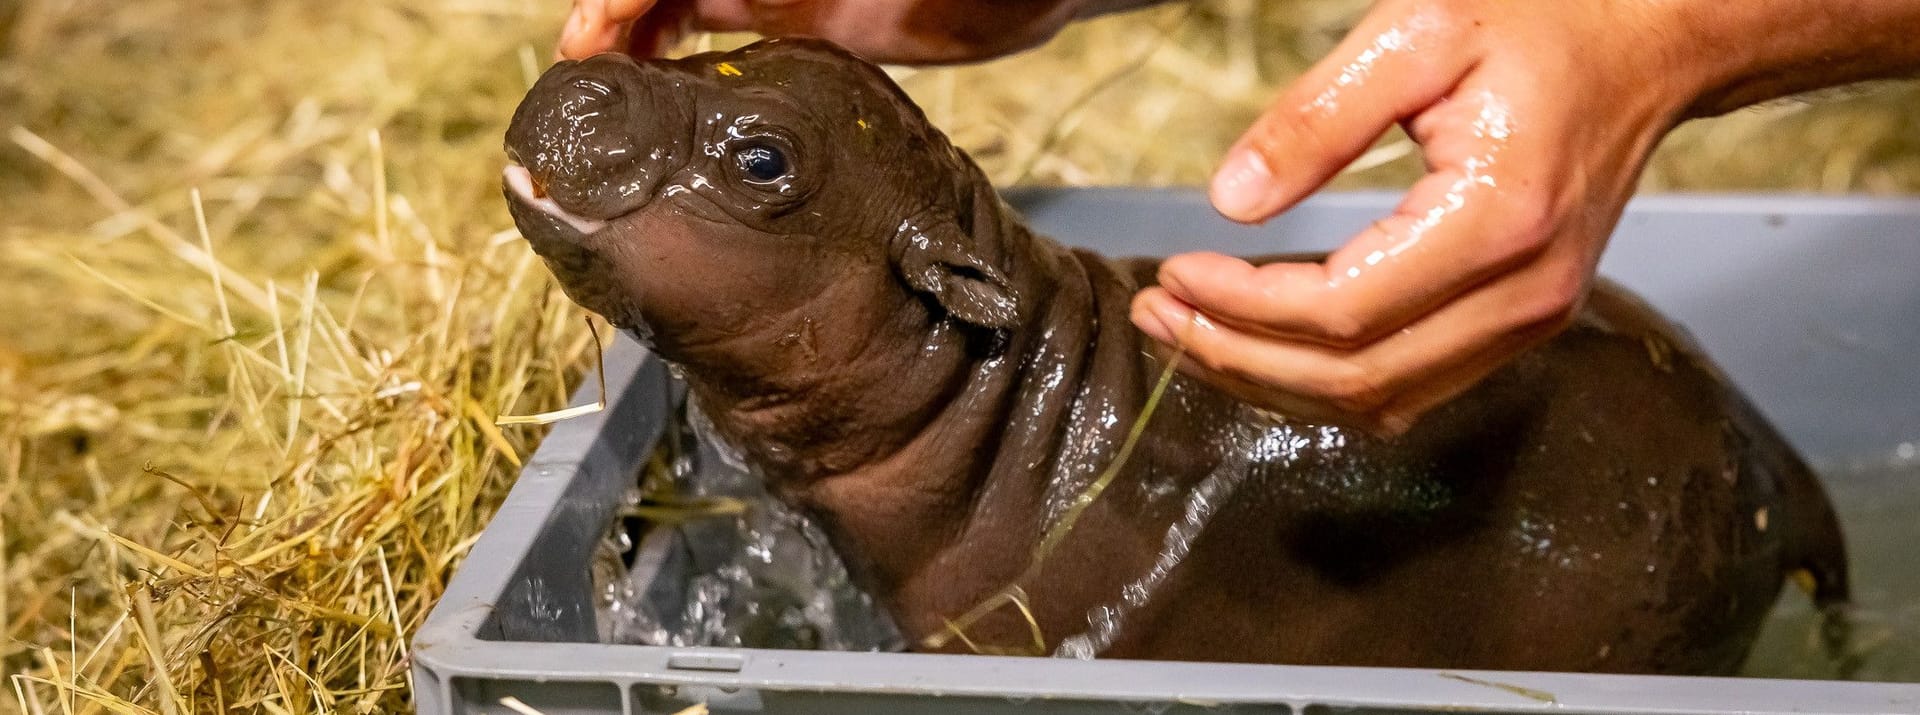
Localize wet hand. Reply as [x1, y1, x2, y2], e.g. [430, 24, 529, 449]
[556, 0, 1094, 64]
[1133, 0, 1727, 436]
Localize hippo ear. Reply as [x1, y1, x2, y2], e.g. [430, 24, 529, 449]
[892, 221, 1020, 330]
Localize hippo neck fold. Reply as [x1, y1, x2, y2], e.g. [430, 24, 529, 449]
[684, 171, 1140, 599]
[685, 163, 1049, 462]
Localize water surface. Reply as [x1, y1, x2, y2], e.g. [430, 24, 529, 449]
[595, 413, 1918, 681]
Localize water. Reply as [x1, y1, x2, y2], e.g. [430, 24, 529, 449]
[1057, 415, 1263, 659]
[593, 408, 1919, 681]
[1742, 460, 1920, 681]
[593, 402, 903, 651]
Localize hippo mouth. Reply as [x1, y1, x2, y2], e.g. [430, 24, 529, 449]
[503, 164, 611, 237]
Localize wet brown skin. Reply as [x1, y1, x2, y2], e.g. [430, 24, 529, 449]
[502, 38, 1848, 674]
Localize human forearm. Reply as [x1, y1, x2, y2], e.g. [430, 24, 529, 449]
[1679, 0, 1920, 117]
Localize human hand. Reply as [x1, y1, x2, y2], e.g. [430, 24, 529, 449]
[1131, 0, 1920, 436]
[556, 0, 1110, 64]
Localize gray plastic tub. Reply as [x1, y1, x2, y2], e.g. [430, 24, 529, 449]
[413, 189, 1920, 715]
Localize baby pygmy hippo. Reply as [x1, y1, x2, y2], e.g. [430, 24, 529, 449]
[502, 38, 1847, 674]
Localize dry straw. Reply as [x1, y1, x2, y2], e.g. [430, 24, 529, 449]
[1, 0, 1914, 713]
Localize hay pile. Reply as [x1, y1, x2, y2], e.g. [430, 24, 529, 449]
[0, 0, 1914, 712]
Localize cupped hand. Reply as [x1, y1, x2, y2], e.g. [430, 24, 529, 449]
[1131, 0, 1716, 436]
[557, 0, 1097, 63]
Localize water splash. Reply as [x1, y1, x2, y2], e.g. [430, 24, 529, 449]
[1743, 461, 1920, 681]
[594, 397, 903, 651]
[1057, 429, 1256, 659]
[1051, 406, 1315, 659]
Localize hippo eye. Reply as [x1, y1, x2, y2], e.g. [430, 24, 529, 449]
[733, 144, 788, 183]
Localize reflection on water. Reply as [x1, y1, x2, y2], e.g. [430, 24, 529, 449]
[1743, 461, 1920, 681]
[595, 407, 1918, 682]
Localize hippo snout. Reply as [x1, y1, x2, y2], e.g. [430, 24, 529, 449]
[503, 53, 689, 225]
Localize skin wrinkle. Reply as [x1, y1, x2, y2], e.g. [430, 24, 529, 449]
[706, 289, 948, 476]
[891, 187, 1091, 534]
[748, 187, 1013, 488]
[799, 297, 963, 465]
[985, 250, 1103, 524]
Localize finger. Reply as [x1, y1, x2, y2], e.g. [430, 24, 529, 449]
[1211, 7, 1472, 223]
[1136, 306, 1384, 431]
[556, 3, 597, 60]
[1153, 254, 1341, 342]
[623, 0, 703, 57]
[1369, 325, 1556, 436]
[1134, 246, 1588, 425]
[1169, 89, 1556, 348]
[1177, 359, 1390, 434]
[604, 0, 660, 22]
[559, 0, 657, 59]
[1134, 286, 1395, 416]
[1173, 322, 1546, 439]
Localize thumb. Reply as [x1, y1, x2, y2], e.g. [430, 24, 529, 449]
[623, 0, 696, 57]
[558, 0, 659, 60]
[1211, 13, 1469, 223]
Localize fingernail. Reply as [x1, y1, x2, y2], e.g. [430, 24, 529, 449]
[1210, 148, 1274, 222]
[1134, 292, 1198, 345]
[1157, 261, 1191, 302]
[559, 11, 591, 58]
[1151, 301, 1197, 346]
[1133, 301, 1175, 345]
[1375, 413, 1413, 439]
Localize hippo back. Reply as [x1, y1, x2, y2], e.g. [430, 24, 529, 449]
[950, 242, 1851, 674]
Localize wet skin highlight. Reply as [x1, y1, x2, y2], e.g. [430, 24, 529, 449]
[502, 38, 1848, 674]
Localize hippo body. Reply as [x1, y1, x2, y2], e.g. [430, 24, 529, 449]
[501, 38, 1848, 674]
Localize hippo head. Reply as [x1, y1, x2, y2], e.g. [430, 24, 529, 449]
[503, 38, 1022, 380]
